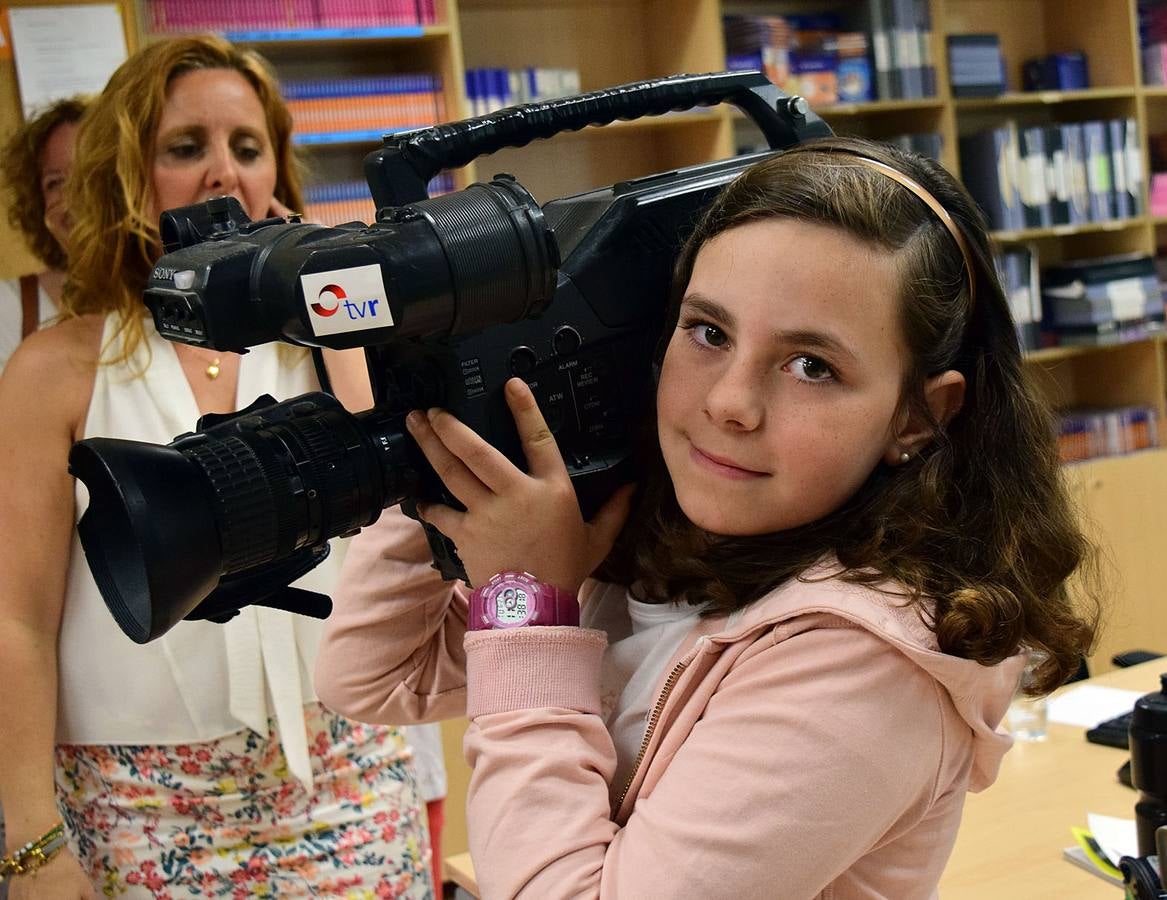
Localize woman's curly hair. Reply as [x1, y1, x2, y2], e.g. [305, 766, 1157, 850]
[1, 96, 88, 269]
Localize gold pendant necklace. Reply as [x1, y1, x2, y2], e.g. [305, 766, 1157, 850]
[205, 356, 221, 380]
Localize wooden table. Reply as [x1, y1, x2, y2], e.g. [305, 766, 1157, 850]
[446, 662, 1161, 898]
[940, 660, 1157, 897]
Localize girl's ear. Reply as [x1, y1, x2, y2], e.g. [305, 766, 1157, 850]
[884, 369, 966, 464]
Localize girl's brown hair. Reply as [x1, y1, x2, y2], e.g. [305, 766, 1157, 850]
[63, 35, 304, 362]
[603, 136, 1100, 694]
[1, 96, 89, 269]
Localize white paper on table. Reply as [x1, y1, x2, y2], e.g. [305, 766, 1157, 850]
[9, 5, 127, 118]
[1046, 685, 1144, 727]
[1088, 813, 1138, 865]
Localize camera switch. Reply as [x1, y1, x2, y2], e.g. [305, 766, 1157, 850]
[509, 346, 538, 376]
[553, 326, 581, 356]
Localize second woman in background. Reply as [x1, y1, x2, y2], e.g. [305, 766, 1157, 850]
[0, 35, 432, 900]
[0, 96, 87, 372]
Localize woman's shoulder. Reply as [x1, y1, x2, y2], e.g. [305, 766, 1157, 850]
[1, 314, 104, 421]
[14, 312, 104, 360]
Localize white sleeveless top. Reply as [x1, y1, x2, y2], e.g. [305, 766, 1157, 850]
[57, 315, 347, 789]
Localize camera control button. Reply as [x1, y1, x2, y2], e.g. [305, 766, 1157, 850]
[553, 326, 581, 356]
[509, 346, 538, 376]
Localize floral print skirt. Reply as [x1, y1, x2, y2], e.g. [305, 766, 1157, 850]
[54, 703, 433, 899]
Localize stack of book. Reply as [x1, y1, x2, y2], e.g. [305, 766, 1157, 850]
[1041, 252, 1165, 346]
[283, 74, 445, 144]
[723, 15, 792, 92]
[1058, 406, 1160, 464]
[463, 68, 581, 117]
[1022, 52, 1089, 91]
[304, 172, 454, 226]
[144, 0, 436, 33]
[723, 13, 876, 105]
[960, 118, 1145, 233]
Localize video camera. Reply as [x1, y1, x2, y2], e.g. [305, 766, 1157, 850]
[66, 71, 830, 644]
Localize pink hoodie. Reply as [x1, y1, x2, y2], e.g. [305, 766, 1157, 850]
[316, 509, 1027, 899]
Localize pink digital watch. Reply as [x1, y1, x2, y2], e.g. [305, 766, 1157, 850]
[467, 571, 579, 630]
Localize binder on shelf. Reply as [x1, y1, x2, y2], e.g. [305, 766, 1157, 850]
[1083, 120, 1115, 221]
[1044, 125, 1072, 227]
[865, 0, 894, 100]
[1020, 126, 1053, 229]
[1124, 117, 1146, 216]
[1109, 119, 1132, 219]
[914, 0, 936, 97]
[959, 124, 1023, 232]
[892, 0, 923, 99]
[1063, 124, 1091, 226]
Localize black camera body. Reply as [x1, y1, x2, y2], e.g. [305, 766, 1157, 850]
[67, 71, 831, 643]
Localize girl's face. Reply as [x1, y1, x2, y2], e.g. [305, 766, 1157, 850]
[151, 68, 278, 223]
[656, 218, 914, 537]
[40, 119, 79, 251]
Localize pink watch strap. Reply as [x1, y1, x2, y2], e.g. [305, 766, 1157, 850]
[468, 571, 579, 630]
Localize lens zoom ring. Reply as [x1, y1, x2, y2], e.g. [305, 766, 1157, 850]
[292, 415, 361, 539]
[185, 436, 278, 573]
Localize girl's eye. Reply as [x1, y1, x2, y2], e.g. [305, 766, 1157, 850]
[787, 355, 835, 384]
[684, 322, 728, 349]
[235, 143, 263, 163]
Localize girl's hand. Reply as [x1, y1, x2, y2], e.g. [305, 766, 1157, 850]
[9, 848, 96, 900]
[405, 377, 634, 594]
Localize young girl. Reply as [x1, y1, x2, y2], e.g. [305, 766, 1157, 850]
[315, 136, 1100, 898]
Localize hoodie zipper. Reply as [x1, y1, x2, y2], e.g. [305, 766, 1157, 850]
[614, 658, 689, 813]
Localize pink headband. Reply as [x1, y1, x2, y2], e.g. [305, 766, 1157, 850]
[821, 151, 977, 306]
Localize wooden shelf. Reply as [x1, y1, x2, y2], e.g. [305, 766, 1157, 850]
[813, 98, 946, 117]
[990, 218, 1147, 243]
[1024, 332, 1165, 366]
[954, 87, 1138, 109]
[221, 24, 452, 46]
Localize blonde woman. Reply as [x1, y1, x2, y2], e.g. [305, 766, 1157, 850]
[0, 36, 431, 899]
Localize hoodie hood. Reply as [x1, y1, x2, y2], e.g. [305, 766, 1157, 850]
[694, 563, 1027, 792]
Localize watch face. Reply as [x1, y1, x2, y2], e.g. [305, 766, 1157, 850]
[490, 582, 533, 627]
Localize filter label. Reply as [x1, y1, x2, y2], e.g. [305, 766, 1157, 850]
[301, 265, 393, 336]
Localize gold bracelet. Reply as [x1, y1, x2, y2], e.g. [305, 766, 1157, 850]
[0, 821, 67, 882]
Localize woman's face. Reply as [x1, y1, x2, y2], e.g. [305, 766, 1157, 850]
[40, 119, 79, 252]
[151, 68, 278, 223]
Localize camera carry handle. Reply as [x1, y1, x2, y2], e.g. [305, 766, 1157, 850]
[364, 70, 830, 208]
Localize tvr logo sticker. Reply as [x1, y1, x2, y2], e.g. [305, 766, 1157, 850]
[301, 265, 394, 337]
